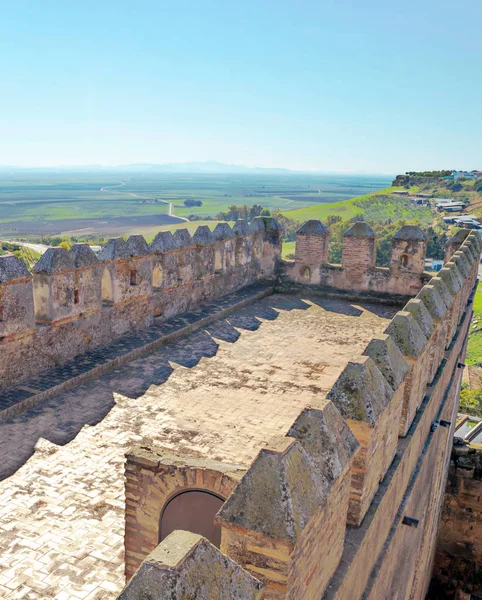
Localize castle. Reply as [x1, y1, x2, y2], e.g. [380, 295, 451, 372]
[0, 218, 479, 599]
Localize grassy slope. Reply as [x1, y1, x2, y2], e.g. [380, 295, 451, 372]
[282, 186, 436, 226]
[466, 282, 482, 366]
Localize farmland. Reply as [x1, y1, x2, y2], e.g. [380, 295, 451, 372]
[0, 169, 392, 240]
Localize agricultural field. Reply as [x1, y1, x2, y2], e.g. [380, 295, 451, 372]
[0, 169, 392, 240]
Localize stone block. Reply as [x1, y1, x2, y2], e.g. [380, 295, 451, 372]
[118, 531, 263, 600]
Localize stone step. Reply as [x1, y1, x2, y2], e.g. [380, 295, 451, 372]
[0, 283, 273, 423]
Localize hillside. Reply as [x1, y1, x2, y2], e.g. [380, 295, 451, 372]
[284, 187, 434, 226]
[0, 242, 41, 270]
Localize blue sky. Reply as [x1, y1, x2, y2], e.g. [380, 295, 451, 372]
[1, 0, 481, 173]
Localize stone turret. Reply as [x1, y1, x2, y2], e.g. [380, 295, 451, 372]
[342, 222, 376, 278]
[295, 220, 330, 265]
[391, 225, 427, 276]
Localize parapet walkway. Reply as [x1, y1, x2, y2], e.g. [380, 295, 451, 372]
[0, 283, 273, 422]
[0, 292, 396, 600]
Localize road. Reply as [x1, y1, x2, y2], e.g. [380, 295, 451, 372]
[1, 240, 51, 255]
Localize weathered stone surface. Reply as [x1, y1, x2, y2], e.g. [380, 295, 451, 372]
[431, 276, 453, 308]
[212, 222, 235, 240]
[393, 225, 426, 241]
[32, 247, 75, 273]
[173, 228, 194, 248]
[416, 285, 447, 321]
[438, 266, 462, 296]
[69, 244, 99, 268]
[218, 405, 358, 544]
[385, 311, 427, 358]
[363, 333, 410, 390]
[344, 221, 376, 238]
[125, 235, 150, 257]
[250, 218, 266, 232]
[0, 255, 31, 283]
[452, 251, 470, 277]
[404, 298, 436, 338]
[288, 403, 359, 481]
[151, 231, 177, 253]
[327, 356, 393, 423]
[468, 231, 482, 252]
[297, 220, 330, 235]
[446, 228, 470, 246]
[118, 531, 263, 600]
[253, 216, 282, 231]
[193, 225, 215, 245]
[232, 220, 252, 236]
[98, 237, 130, 260]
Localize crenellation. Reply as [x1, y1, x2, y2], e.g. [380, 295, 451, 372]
[390, 225, 427, 277]
[444, 228, 471, 263]
[216, 402, 359, 598]
[1, 214, 479, 599]
[342, 222, 376, 277]
[32, 247, 77, 323]
[117, 226, 479, 599]
[289, 220, 430, 295]
[0, 255, 35, 339]
[295, 220, 330, 265]
[363, 333, 410, 391]
[404, 298, 436, 338]
[327, 355, 399, 525]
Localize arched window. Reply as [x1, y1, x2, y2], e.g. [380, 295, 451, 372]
[400, 254, 409, 268]
[301, 266, 311, 280]
[159, 490, 224, 548]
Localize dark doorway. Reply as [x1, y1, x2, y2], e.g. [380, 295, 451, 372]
[159, 490, 224, 548]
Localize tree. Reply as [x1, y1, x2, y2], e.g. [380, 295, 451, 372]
[59, 241, 71, 251]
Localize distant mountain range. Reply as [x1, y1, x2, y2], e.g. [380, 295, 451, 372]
[0, 161, 302, 175]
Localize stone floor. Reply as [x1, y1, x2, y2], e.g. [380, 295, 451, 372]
[0, 294, 398, 599]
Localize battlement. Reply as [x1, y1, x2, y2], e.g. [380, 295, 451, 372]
[0, 217, 282, 389]
[118, 229, 481, 599]
[0, 219, 476, 397]
[286, 220, 431, 296]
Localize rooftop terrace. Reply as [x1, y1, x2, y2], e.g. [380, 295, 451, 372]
[0, 291, 398, 599]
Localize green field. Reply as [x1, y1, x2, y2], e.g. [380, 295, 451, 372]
[0, 169, 393, 240]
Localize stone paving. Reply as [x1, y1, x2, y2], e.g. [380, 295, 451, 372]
[0, 294, 398, 599]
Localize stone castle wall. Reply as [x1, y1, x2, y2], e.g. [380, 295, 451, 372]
[0, 218, 282, 389]
[1, 217, 479, 599]
[285, 220, 432, 297]
[117, 225, 481, 599]
[430, 441, 482, 598]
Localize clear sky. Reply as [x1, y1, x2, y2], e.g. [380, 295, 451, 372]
[1, 0, 481, 173]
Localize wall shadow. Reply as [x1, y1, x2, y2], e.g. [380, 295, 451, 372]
[0, 292, 397, 481]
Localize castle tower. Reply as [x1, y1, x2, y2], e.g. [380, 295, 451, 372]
[295, 220, 330, 265]
[342, 222, 376, 278]
[390, 225, 427, 276]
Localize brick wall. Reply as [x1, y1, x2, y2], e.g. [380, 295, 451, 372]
[114, 231, 481, 600]
[0, 218, 282, 389]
